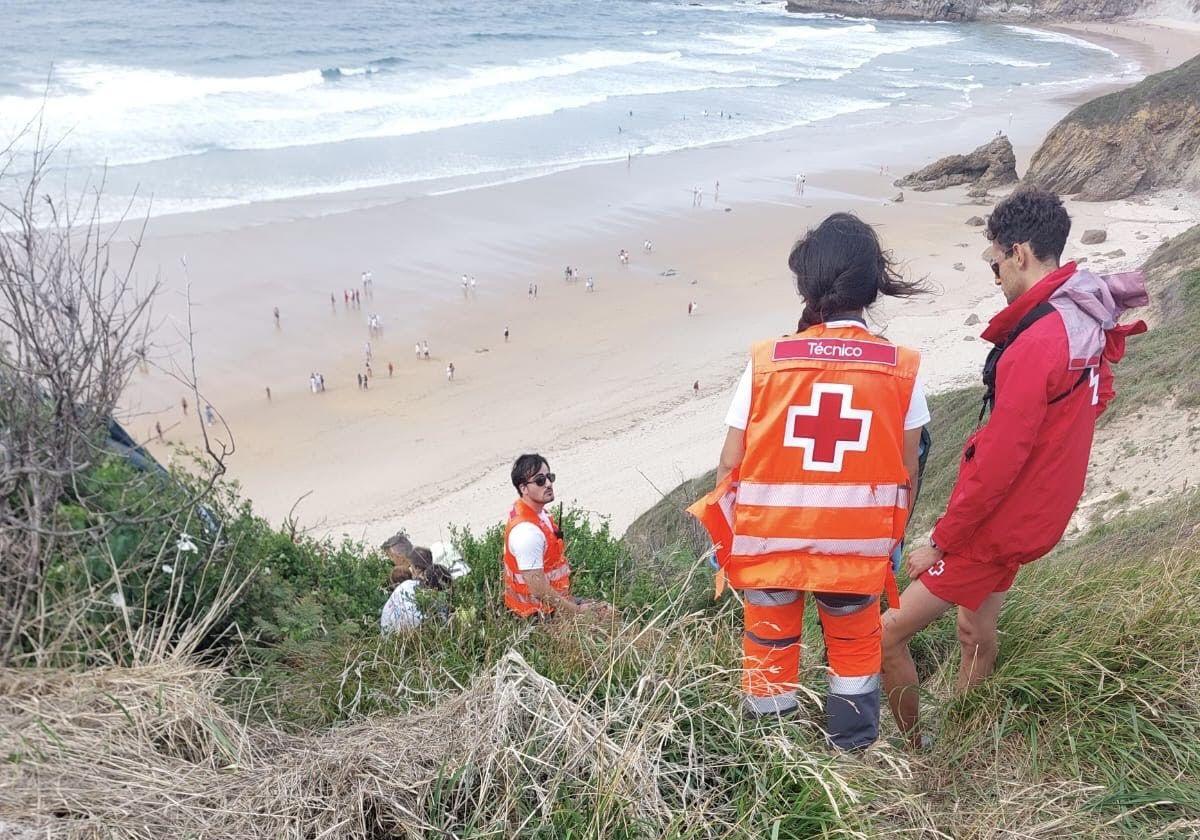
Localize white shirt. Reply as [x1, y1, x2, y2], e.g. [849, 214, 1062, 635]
[724, 321, 930, 431]
[507, 509, 554, 571]
[380, 579, 423, 633]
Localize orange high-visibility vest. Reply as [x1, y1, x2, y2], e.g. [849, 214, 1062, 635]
[503, 499, 572, 617]
[689, 323, 918, 596]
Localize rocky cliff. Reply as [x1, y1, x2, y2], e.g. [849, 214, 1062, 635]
[784, 0, 1148, 22]
[895, 136, 1019, 191]
[1024, 54, 1200, 200]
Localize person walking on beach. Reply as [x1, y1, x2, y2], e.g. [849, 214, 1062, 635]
[586, 276, 594, 292]
[388, 361, 394, 377]
[504, 326, 510, 343]
[204, 404, 216, 426]
[688, 212, 929, 749]
[692, 380, 699, 397]
[422, 341, 431, 360]
[446, 362, 455, 382]
[881, 188, 1148, 749]
[155, 421, 164, 442]
[415, 341, 422, 360]
[687, 301, 694, 316]
[330, 293, 337, 311]
[502, 454, 614, 621]
[273, 306, 280, 328]
[180, 397, 188, 416]
[265, 386, 272, 401]
[364, 341, 372, 361]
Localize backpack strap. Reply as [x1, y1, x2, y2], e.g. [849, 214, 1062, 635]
[978, 302, 1056, 423]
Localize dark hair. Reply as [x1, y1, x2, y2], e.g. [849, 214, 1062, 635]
[422, 564, 453, 591]
[788, 212, 925, 331]
[511, 453, 548, 492]
[986, 187, 1070, 262]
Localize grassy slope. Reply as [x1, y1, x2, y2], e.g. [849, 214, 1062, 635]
[1066, 54, 1200, 128]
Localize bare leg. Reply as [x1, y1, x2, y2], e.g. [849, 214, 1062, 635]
[955, 590, 1007, 694]
[881, 579, 953, 745]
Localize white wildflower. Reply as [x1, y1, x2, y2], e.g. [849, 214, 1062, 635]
[109, 591, 126, 608]
[162, 564, 174, 575]
[176, 533, 198, 554]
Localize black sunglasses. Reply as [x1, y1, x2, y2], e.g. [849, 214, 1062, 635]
[989, 243, 1017, 278]
[524, 473, 556, 487]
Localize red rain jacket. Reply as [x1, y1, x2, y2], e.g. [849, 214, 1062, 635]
[931, 262, 1147, 569]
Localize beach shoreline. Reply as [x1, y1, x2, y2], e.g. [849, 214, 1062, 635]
[119, 17, 1200, 547]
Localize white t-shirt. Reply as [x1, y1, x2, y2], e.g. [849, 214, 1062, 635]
[724, 321, 930, 431]
[507, 509, 554, 571]
[380, 580, 423, 633]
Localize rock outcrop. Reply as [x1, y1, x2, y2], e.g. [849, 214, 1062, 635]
[1025, 55, 1200, 201]
[785, 0, 1156, 21]
[896, 137, 1018, 192]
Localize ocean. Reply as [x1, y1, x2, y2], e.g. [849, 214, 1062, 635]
[1, 0, 1134, 219]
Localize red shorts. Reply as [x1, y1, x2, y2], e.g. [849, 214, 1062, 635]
[919, 552, 1018, 612]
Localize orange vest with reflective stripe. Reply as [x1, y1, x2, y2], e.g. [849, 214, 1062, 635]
[503, 499, 571, 617]
[689, 323, 918, 596]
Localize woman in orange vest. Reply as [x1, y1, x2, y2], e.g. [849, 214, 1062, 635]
[689, 212, 928, 749]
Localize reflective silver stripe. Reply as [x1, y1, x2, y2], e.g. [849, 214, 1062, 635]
[814, 594, 877, 615]
[731, 535, 895, 557]
[744, 588, 801, 607]
[743, 692, 799, 716]
[744, 630, 802, 649]
[506, 590, 539, 605]
[506, 564, 569, 585]
[828, 673, 880, 695]
[718, 488, 736, 527]
[737, 481, 908, 510]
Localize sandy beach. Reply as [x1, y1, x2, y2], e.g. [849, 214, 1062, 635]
[117, 18, 1200, 548]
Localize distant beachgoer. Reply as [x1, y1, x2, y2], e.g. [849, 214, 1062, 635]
[361, 271, 369, 288]
[415, 341, 422, 359]
[266, 386, 272, 401]
[687, 301, 694, 316]
[310, 374, 318, 394]
[365, 362, 372, 378]
[693, 380, 699, 396]
[533, 284, 538, 298]
[715, 180, 720, 202]
[273, 306, 280, 327]
[462, 274, 469, 296]
[356, 373, 363, 390]
[330, 293, 336, 310]
[345, 290, 350, 305]
[627, 152, 632, 169]
[423, 341, 430, 360]
[643, 240, 653, 253]
[528, 282, 534, 299]
[446, 362, 455, 382]
[586, 277, 594, 292]
[318, 373, 325, 392]
[180, 397, 188, 416]
[504, 326, 510, 342]
[155, 421, 163, 441]
[388, 361, 394, 377]
[204, 404, 215, 426]
[364, 341, 372, 361]
[801, 175, 806, 196]
[470, 275, 478, 293]
[363, 374, 369, 390]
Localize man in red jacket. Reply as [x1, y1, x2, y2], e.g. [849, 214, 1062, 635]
[881, 188, 1148, 747]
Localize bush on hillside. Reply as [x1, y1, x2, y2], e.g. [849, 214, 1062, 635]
[31, 453, 390, 667]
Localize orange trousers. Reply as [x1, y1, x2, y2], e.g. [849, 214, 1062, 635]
[741, 588, 883, 747]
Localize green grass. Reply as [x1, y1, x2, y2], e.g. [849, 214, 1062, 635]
[1067, 54, 1200, 128]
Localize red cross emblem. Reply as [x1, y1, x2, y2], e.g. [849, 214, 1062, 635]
[783, 384, 872, 472]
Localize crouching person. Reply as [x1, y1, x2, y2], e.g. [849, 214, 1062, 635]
[689, 213, 928, 749]
[503, 453, 614, 621]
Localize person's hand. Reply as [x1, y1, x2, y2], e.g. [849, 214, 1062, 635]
[906, 544, 944, 579]
[580, 600, 618, 622]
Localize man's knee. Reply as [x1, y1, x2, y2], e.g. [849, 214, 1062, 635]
[956, 612, 998, 658]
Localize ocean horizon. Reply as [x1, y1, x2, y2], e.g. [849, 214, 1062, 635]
[2, 0, 1136, 220]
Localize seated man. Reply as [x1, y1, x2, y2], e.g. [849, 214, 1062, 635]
[502, 453, 612, 620]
